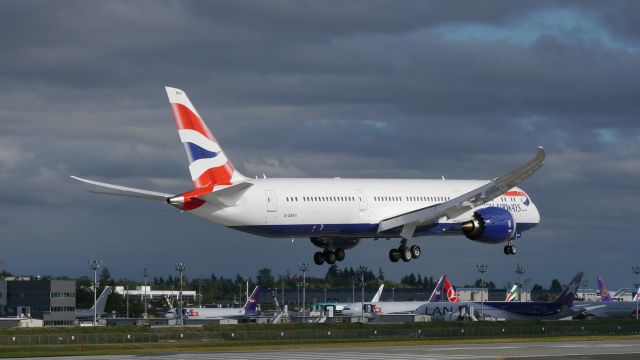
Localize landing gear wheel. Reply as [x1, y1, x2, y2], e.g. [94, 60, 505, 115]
[324, 250, 337, 264]
[400, 246, 412, 262]
[503, 245, 510, 255]
[314, 251, 325, 265]
[335, 248, 346, 262]
[389, 248, 401, 262]
[410, 245, 421, 259]
[510, 245, 517, 255]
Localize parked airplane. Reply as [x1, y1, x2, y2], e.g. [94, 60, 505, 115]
[165, 286, 260, 320]
[312, 284, 385, 315]
[572, 276, 637, 319]
[341, 274, 446, 317]
[75, 286, 111, 319]
[72, 87, 544, 265]
[414, 272, 584, 321]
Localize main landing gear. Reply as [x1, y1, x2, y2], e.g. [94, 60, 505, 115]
[314, 248, 346, 265]
[389, 240, 421, 263]
[504, 241, 517, 255]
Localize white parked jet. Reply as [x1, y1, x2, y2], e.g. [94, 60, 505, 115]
[165, 286, 260, 320]
[72, 87, 543, 265]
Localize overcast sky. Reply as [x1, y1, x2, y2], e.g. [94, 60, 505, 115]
[1, 1, 639, 290]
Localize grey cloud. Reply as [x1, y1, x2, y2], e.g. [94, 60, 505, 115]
[1, 0, 639, 287]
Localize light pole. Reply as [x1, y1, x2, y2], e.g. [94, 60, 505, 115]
[143, 268, 149, 319]
[296, 280, 300, 310]
[359, 266, 367, 322]
[392, 287, 395, 302]
[476, 264, 487, 320]
[515, 263, 525, 302]
[352, 277, 355, 302]
[299, 263, 308, 323]
[175, 262, 186, 325]
[523, 278, 530, 302]
[633, 266, 640, 320]
[89, 259, 102, 326]
[324, 286, 327, 303]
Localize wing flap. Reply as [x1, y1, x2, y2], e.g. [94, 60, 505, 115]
[377, 147, 545, 234]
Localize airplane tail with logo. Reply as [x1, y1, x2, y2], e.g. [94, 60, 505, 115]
[596, 276, 613, 301]
[553, 272, 583, 305]
[443, 276, 460, 302]
[505, 284, 519, 302]
[166, 87, 246, 189]
[633, 287, 640, 302]
[427, 275, 445, 302]
[243, 285, 261, 315]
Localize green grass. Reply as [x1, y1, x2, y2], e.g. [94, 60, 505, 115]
[2, 334, 640, 358]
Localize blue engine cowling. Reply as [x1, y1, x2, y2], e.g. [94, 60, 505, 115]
[461, 207, 516, 244]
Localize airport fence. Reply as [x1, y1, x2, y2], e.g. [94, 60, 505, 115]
[2, 322, 640, 346]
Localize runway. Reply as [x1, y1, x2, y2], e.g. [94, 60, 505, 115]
[20, 339, 640, 359]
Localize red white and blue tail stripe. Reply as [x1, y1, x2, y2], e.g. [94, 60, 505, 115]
[165, 87, 245, 188]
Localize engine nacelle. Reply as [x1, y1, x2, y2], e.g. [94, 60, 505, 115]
[460, 207, 516, 244]
[310, 237, 361, 250]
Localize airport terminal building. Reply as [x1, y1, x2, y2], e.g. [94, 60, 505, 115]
[0, 277, 75, 326]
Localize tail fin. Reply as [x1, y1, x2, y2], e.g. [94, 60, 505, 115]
[165, 87, 246, 188]
[596, 276, 613, 301]
[553, 272, 583, 305]
[371, 284, 384, 303]
[427, 275, 445, 302]
[505, 284, 519, 302]
[92, 286, 111, 313]
[243, 285, 260, 314]
[443, 276, 460, 302]
[633, 287, 639, 302]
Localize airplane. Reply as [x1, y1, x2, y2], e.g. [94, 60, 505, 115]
[75, 286, 111, 319]
[572, 276, 638, 319]
[341, 274, 446, 317]
[312, 284, 384, 314]
[414, 272, 584, 321]
[72, 87, 543, 265]
[165, 285, 260, 320]
[634, 287, 639, 302]
[505, 284, 519, 302]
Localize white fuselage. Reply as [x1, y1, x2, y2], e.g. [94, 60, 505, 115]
[189, 178, 540, 239]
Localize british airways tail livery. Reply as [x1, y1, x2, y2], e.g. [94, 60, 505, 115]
[72, 87, 544, 265]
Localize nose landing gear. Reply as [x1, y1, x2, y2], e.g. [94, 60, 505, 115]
[503, 241, 517, 255]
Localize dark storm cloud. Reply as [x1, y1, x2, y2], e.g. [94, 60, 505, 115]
[1, 0, 639, 287]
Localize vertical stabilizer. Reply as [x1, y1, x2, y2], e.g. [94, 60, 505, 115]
[553, 272, 584, 305]
[443, 276, 460, 302]
[427, 275, 445, 302]
[165, 87, 246, 188]
[596, 276, 613, 301]
[92, 286, 111, 313]
[371, 284, 384, 303]
[243, 285, 261, 314]
[505, 284, 519, 302]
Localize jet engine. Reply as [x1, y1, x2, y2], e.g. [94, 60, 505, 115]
[460, 207, 516, 244]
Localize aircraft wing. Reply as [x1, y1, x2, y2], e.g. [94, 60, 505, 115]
[71, 176, 172, 201]
[377, 147, 545, 236]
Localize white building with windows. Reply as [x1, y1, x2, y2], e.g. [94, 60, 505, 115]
[113, 286, 196, 303]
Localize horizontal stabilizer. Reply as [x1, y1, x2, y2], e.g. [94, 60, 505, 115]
[71, 176, 172, 201]
[201, 182, 253, 206]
